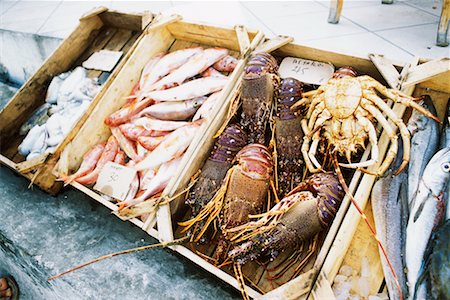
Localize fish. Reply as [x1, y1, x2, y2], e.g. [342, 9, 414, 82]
[142, 77, 228, 102]
[133, 120, 203, 171]
[114, 150, 126, 165]
[192, 91, 221, 121]
[19, 103, 51, 135]
[137, 97, 206, 120]
[137, 136, 165, 151]
[119, 156, 183, 210]
[407, 96, 440, 209]
[372, 143, 408, 300]
[104, 97, 154, 127]
[140, 48, 203, 93]
[118, 123, 169, 141]
[132, 117, 189, 131]
[139, 53, 165, 91]
[75, 136, 119, 185]
[406, 147, 450, 300]
[59, 143, 105, 185]
[110, 127, 139, 161]
[212, 55, 238, 72]
[201, 67, 227, 78]
[149, 48, 228, 91]
[441, 101, 450, 220]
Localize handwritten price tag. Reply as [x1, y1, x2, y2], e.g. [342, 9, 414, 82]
[82, 50, 123, 72]
[279, 57, 335, 85]
[94, 162, 136, 201]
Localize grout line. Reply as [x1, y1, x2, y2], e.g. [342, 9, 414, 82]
[36, 1, 63, 34]
[340, 15, 416, 56]
[399, 0, 442, 18]
[239, 1, 277, 36]
[0, 0, 21, 17]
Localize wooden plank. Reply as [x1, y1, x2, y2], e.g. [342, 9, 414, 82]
[87, 28, 134, 78]
[403, 57, 450, 87]
[0, 16, 104, 140]
[235, 25, 250, 57]
[74, 27, 117, 67]
[254, 36, 293, 54]
[309, 271, 335, 300]
[167, 21, 258, 52]
[99, 10, 153, 31]
[258, 268, 316, 300]
[369, 54, 401, 89]
[56, 28, 174, 174]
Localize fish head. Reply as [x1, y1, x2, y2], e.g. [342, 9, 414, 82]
[407, 96, 437, 135]
[423, 147, 450, 195]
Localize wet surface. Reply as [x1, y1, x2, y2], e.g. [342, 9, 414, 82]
[0, 166, 239, 299]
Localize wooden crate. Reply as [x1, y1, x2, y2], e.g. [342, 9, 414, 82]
[156, 38, 450, 299]
[0, 7, 153, 194]
[53, 17, 263, 240]
[302, 56, 449, 300]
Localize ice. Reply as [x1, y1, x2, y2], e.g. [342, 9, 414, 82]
[360, 256, 370, 278]
[339, 265, 354, 277]
[368, 295, 383, 300]
[334, 274, 348, 284]
[357, 277, 370, 298]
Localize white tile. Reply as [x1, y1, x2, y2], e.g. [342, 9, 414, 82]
[162, 2, 268, 30]
[262, 10, 366, 42]
[0, 1, 20, 15]
[376, 23, 450, 60]
[342, 1, 438, 31]
[399, 0, 443, 17]
[109, 1, 172, 14]
[1, 2, 60, 23]
[7, 1, 60, 10]
[302, 31, 413, 63]
[242, 1, 326, 19]
[315, 0, 382, 9]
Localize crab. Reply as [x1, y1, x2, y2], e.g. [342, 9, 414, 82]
[294, 67, 440, 176]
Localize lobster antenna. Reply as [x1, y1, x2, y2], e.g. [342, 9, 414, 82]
[48, 236, 189, 281]
[332, 155, 403, 300]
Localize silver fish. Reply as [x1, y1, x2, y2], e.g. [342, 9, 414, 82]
[192, 91, 221, 121]
[137, 96, 206, 120]
[406, 147, 450, 300]
[372, 142, 408, 300]
[19, 103, 51, 135]
[442, 101, 450, 220]
[407, 96, 439, 209]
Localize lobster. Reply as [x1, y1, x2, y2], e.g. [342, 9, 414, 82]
[273, 77, 305, 198]
[228, 172, 344, 299]
[240, 52, 280, 145]
[180, 143, 274, 261]
[184, 124, 248, 241]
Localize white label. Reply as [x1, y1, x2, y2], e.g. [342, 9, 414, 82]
[82, 50, 123, 72]
[279, 57, 335, 85]
[94, 162, 136, 201]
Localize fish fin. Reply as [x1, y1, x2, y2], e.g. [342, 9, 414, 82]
[413, 199, 427, 223]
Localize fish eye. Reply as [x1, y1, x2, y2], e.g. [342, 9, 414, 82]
[442, 162, 450, 172]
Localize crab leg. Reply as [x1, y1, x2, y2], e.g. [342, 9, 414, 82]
[363, 76, 441, 123]
[363, 92, 411, 175]
[301, 119, 322, 173]
[362, 101, 399, 175]
[308, 101, 326, 129]
[306, 94, 325, 119]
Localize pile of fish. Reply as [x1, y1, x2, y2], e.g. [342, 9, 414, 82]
[370, 98, 450, 300]
[18, 67, 101, 160]
[62, 47, 236, 214]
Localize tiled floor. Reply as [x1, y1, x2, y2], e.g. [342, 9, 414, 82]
[1, 0, 449, 63]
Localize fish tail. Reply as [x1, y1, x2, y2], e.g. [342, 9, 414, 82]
[333, 155, 403, 300]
